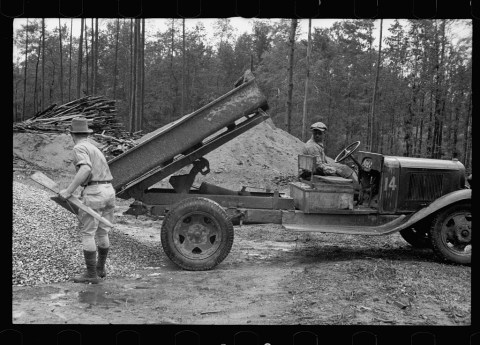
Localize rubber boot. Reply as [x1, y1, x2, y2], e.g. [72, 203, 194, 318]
[96, 246, 109, 278]
[73, 250, 99, 284]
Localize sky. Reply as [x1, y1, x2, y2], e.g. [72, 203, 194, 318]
[13, 17, 394, 44]
[12, 17, 471, 58]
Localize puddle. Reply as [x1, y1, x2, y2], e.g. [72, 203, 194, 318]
[242, 240, 296, 259]
[78, 287, 133, 307]
[242, 240, 296, 252]
[122, 282, 156, 290]
[49, 291, 68, 300]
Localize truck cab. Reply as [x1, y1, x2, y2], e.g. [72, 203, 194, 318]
[290, 142, 471, 266]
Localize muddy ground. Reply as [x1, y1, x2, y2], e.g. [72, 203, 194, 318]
[12, 175, 471, 326]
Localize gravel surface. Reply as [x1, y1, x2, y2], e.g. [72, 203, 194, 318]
[12, 181, 163, 287]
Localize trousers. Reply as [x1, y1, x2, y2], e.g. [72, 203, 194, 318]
[78, 184, 116, 251]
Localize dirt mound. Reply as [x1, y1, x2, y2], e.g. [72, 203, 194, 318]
[197, 119, 304, 191]
[13, 133, 76, 173]
[13, 119, 305, 192]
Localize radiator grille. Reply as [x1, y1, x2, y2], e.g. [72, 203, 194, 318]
[407, 173, 443, 201]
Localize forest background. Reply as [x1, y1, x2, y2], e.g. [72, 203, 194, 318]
[12, 18, 472, 173]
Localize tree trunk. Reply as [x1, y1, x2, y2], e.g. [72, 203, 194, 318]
[90, 18, 94, 95]
[327, 83, 332, 134]
[443, 60, 452, 158]
[50, 61, 55, 105]
[22, 19, 28, 122]
[301, 19, 312, 141]
[438, 21, 447, 158]
[432, 20, 447, 159]
[462, 91, 472, 169]
[128, 19, 133, 130]
[170, 19, 178, 117]
[134, 19, 142, 131]
[58, 18, 64, 104]
[387, 87, 396, 154]
[378, 118, 384, 153]
[68, 19, 73, 102]
[42, 18, 45, 111]
[430, 21, 440, 158]
[76, 18, 84, 99]
[85, 20, 89, 95]
[412, 115, 419, 157]
[129, 19, 138, 133]
[418, 118, 424, 156]
[181, 18, 185, 116]
[113, 19, 119, 100]
[451, 93, 460, 158]
[141, 18, 145, 130]
[171, 19, 175, 67]
[285, 19, 298, 134]
[34, 37, 41, 114]
[370, 19, 383, 152]
[404, 80, 416, 157]
[426, 91, 434, 157]
[14, 79, 21, 121]
[93, 18, 98, 95]
[325, 63, 332, 133]
[415, 94, 425, 156]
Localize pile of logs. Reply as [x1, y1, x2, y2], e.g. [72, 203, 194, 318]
[13, 96, 122, 134]
[13, 96, 143, 158]
[92, 131, 141, 159]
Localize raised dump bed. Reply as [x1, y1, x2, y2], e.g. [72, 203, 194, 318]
[108, 72, 268, 196]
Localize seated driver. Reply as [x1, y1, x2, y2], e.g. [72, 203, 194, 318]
[302, 122, 357, 182]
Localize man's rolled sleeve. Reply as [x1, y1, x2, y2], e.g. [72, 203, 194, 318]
[73, 146, 93, 169]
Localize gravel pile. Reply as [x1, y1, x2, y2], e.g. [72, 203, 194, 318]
[12, 181, 163, 287]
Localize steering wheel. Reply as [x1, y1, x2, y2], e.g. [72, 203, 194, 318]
[334, 141, 361, 163]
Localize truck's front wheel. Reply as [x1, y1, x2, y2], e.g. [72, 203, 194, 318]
[161, 197, 234, 270]
[430, 202, 471, 265]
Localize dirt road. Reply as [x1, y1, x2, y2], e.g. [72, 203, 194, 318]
[12, 208, 471, 326]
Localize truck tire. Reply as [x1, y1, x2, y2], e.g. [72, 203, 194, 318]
[161, 197, 234, 270]
[399, 219, 432, 248]
[430, 202, 471, 265]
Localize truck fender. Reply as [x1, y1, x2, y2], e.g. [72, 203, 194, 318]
[394, 189, 471, 232]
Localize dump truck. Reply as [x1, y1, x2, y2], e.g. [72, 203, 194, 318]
[57, 71, 473, 270]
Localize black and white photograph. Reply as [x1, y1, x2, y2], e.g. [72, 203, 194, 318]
[12, 17, 471, 329]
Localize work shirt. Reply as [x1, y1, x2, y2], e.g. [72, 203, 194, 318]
[302, 137, 337, 175]
[303, 137, 327, 164]
[72, 139, 113, 186]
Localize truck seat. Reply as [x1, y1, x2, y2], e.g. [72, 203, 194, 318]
[298, 155, 354, 185]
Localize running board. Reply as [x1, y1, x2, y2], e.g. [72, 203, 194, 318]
[282, 214, 407, 236]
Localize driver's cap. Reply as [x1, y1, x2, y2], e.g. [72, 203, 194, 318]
[310, 122, 327, 131]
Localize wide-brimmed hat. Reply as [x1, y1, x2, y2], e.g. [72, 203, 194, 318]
[69, 117, 93, 134]
[310, 122, 327, 132]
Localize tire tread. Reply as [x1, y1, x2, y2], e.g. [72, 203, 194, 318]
[429, 202, 471, 265]
[161, 197, 234, 271]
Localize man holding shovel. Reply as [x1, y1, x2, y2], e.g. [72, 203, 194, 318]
[59, 117, 115, 284]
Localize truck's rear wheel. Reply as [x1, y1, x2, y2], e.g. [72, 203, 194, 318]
[161, 197, 234, 270]
[399, 219, 432, 248]
[430, 203, 471, 265]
